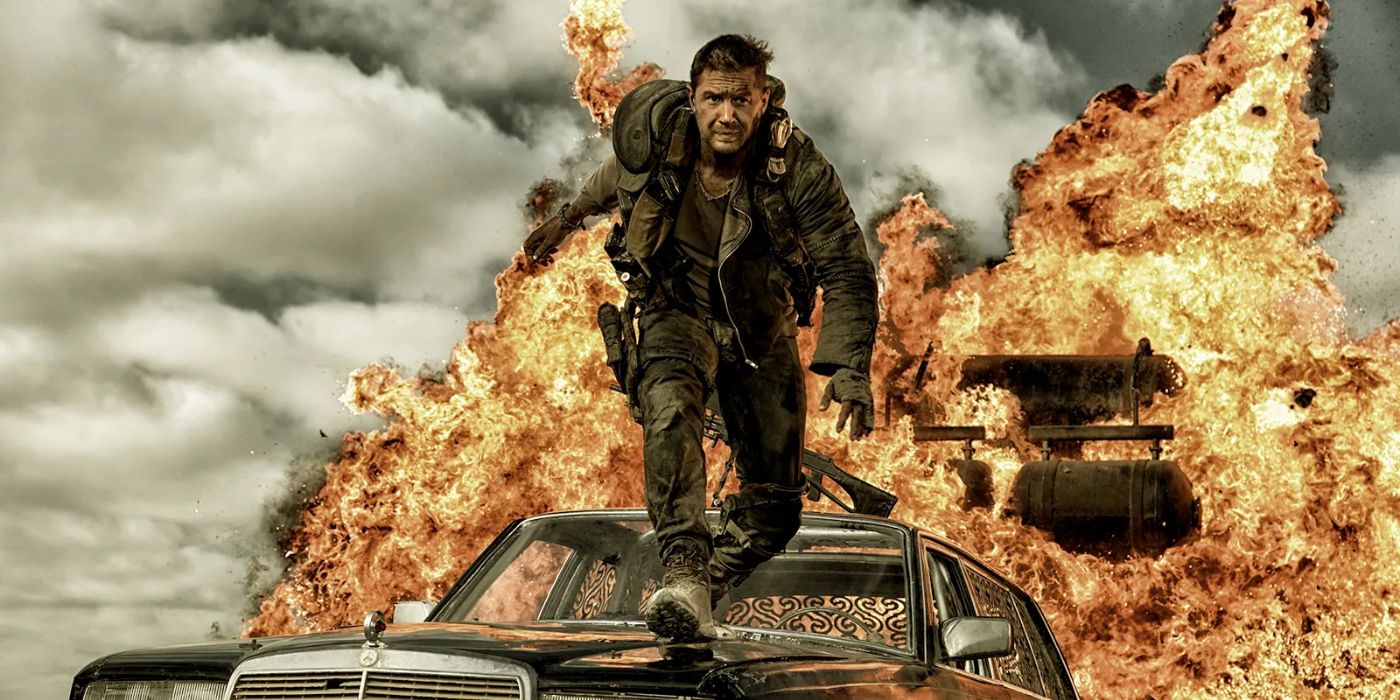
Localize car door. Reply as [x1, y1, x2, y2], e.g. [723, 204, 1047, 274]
[918, 539, 1023, 699]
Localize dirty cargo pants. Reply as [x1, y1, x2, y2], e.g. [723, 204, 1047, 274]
[636, 308, 806, 581]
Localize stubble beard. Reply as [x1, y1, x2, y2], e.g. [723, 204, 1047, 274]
[703, 128, 753, 164]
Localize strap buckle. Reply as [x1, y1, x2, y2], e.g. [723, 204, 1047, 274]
[655, 168, 683, 204]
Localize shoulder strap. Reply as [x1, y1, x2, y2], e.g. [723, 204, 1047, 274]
[607, 92, 694, 292]
[752, 106, 817, 327]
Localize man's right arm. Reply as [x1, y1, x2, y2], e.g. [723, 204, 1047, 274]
[567, 154, 625, 222]
[524, 155, 624, 264]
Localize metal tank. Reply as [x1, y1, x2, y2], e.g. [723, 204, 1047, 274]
[1010, 457, 1199, 556]
[906, 339, 1202, 557]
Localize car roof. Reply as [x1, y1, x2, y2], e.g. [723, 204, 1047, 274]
[515, 507, 1002, 582]
[519, 507, 915, 533]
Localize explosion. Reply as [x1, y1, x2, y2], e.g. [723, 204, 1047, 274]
[562, 0, 661, 129]
[248, 0, 1400, 697]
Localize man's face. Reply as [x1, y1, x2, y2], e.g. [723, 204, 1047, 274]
[689, 68, 770, 156]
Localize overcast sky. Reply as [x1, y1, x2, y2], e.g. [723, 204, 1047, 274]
[3, 0, 1396, 696]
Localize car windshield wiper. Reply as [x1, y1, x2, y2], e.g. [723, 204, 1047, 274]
[724, 625, 910, 657]
[553, 616, 646, 625]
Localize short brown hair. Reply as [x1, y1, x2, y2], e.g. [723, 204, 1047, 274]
[689, 34, 773, 86]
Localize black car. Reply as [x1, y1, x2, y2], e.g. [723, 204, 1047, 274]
[72, 509, 1078, 699]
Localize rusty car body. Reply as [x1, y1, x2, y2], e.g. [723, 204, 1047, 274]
[72, 509, 1077, 699]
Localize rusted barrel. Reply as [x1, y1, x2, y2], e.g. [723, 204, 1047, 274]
[1010, 459, 1198, 556]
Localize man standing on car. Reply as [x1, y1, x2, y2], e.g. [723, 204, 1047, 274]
[523, 34, 878, 642]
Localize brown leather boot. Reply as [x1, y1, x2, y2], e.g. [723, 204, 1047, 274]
[643, 549, 715, 642]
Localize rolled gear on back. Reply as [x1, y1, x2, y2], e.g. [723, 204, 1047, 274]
[613, 79, 693, 175]
[606, 79, 689, 281]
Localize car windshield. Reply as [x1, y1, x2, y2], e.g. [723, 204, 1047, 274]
[436, 512, 916, 652]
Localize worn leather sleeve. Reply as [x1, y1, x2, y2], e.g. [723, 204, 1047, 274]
[785, 133, 879, 376]
[569, 154, 624, 217]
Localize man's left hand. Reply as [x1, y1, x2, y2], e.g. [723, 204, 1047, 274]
[819, 368, 874, 440]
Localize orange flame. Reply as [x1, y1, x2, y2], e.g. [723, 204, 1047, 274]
[248, 0, 1400, 696]
[562, 0, 662, 130]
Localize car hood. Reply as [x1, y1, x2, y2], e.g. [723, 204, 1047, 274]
[242, 620, 894, 690]
[76, 637, 287, 683]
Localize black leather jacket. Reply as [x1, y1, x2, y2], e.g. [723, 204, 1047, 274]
[569, 120, 877, 377]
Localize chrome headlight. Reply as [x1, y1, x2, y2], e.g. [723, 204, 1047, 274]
[82, 680, 226, 700]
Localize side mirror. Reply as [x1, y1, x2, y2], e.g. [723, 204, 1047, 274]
[392, 600, 437, 624]
[939, 616, 1013, 662]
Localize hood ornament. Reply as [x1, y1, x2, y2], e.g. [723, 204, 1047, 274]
[360, 610, 386, 666]
[364, 610, 387, 646]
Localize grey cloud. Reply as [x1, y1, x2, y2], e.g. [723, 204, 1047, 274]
[1312, 0, 1400, 165]
[81, 286, 469, 437]
[1322, 157, 1400, 335]
[206, 274, 377, 323]
[98, 0, 591, 142]
[948, 0, 1226, 90]
[0, 371, 295, 519]
[0, 255, 173, 328]
[1, 509, 242, 606]
[1, 507, 249, 694]
[2, 3, 579, 329]
[3, 6, 572, 693]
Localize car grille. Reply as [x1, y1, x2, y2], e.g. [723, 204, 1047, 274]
[231, 669, 523, 699]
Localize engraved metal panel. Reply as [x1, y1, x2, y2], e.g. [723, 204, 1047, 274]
[722, 594, 909, 647]
[567, 558, 618, 619]
[964, 568, 1046, 696]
